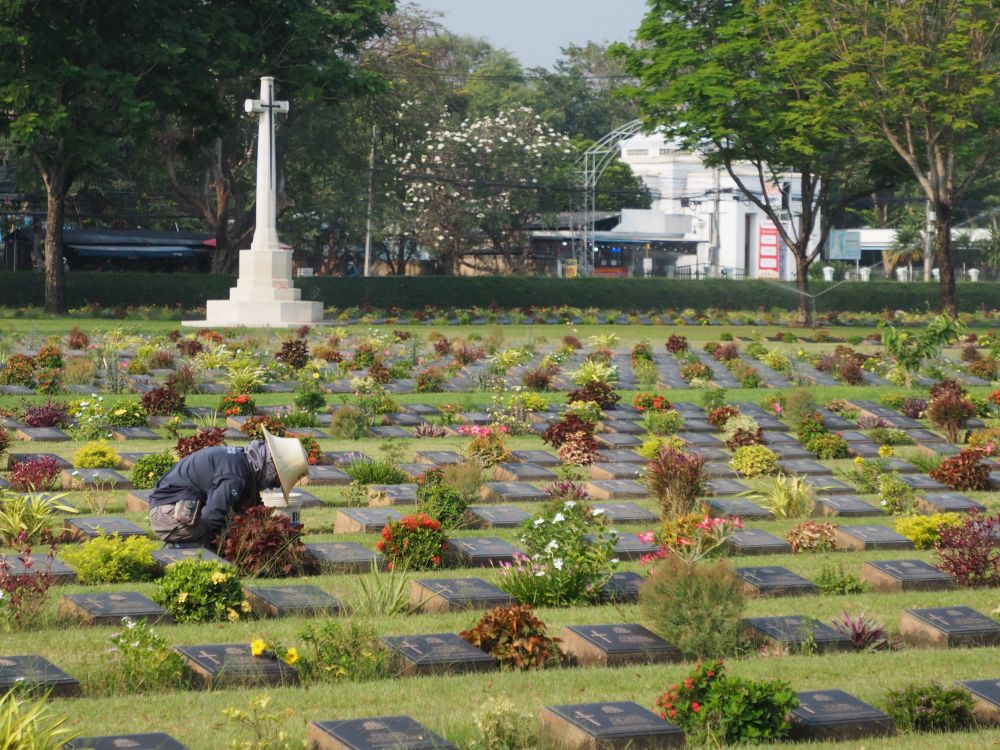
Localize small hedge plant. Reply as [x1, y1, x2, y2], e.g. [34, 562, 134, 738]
[729, 444, 779, 477]
[895, 513, 964, 550]
[130, 452, 176, 490]
[73, 440, 121, 469]
[885, 682, 975, 732]
[153, 559, 249, 623]
[376, 513, 447, 570]
[459, 604, 563, 670]
[62, 534, 158, 584]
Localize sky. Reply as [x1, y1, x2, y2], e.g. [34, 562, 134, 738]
[416, 0, 649, 69]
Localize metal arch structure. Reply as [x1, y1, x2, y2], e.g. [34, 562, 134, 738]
[573, 119, 644, 275]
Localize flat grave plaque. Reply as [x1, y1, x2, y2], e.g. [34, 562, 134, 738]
[590, 503, 658, 524]
[691, 446, 730, 462]
[584, 532, 658, 561]
[324, 450, 372, 465]
[704, 478, 751, 496]
[308, 716, 456, 750]
[65, 516, 148, 542]
[305, 542, 384, 573]
[381, 633, 496, 676]
[465, 505, 531, 529]
[919, 492, 987, 515]
[0, 654, 80, 697]
[598, 571, 646, 603]
[112, 426, 161, 441]
[398, 462, 433, 480]
[770, 444, 816, 460]
[175, 643, 299, 688]
[789, 690, 895, 740]
[493, 462, 557, 482]
[539, 702, 685, 750]
[415, 451, 463, 465]
[286, 488, 324, 509]
[813, 495, 882, 518]
[736, 566, 818, 597]
[589, 462, 642, 481]
[117, 451, 153, 468]
[899, 474, 950, 491]
[8, 452, 72, 470]
[803, 476, 855, 495]
[15, 426, 70, 441]
[777, 459, 832, 476]
[446, 537, 523, 567]
[833, 525, 914, 551]
[368, 484, 417, 506]
[0, 553, 76, 583]
[410, 577, 514, 613]
[726, 529, 792, 556]
[65, 734, 189, 750]
[304, 465, 351, 486]
[58, 591, 171, 625]
[402, 403, 441, 416]
[560, 624, 681, 667]
[456, 411, 491, 425]
[368, 426, 413, 439]
[703, 498, 773, 521]
[764, 432, 802, 444]
[861, 560, 955, 593]
[61, 468, 130, 490]
[956, 679, 1000, 725]
[595, 432, 642, 448]
[380, 413, 424, 427]
[600, 419, 644, 434]
[243, 585, 342, 618]
[676, 431, 721, 447]
[584, 480, 647, 500]
[334, 508, 403, 534]
[743, 615, 852, 653]
[900, 606, 1000, 648]
[153, 546, 227, 572]
[479, 481, 548, 504]
[510, 449, 561, 465]
[600, 449, 645, 464]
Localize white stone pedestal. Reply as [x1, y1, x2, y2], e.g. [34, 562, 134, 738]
[185, 249, 323, 328]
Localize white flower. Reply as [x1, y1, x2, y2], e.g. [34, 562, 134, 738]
[563, 500, 577, 508]
[534, 570, 546, 577]
[592, 508, 605, 516]
[544, 540, 559, 553]
[533, 518, 545, 527]
[611, 558, 620, 564]
[552, 513, 565, 523]
[553, 558, 564, 570]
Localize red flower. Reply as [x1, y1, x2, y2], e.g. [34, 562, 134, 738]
[668, 709, 676, 719]
[691, 702, 700, 713]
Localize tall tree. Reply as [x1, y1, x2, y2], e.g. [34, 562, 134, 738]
[617, 0, 879, 325]
[0, 0, 185, 312]
[815, 0, 1000, 315]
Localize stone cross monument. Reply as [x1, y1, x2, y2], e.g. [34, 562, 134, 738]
[188, 76, 323, 328]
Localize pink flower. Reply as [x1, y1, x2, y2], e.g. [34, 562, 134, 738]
[637, 531, 657, 544]
[773, 402, 782, 414]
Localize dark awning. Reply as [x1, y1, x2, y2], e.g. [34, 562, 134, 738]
[65, 244, 208, 259]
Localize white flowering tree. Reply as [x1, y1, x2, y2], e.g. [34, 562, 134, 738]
[397, 107, 574, 274]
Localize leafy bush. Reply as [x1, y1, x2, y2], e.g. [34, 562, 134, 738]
[294, 389, 326, 413]
[105, 400, 148, 427]
[0, 542, 60, 630]
[297, 619, 389, 683]
[471, 694, 536, 750]
[0, 490, 76, 546]
[99, 618, 190, 694]
[929, 448, 990, 490]
[62, 534, 158, 584]
[633, 392, 672, 412]
[655, 660, 796, 745]
[806, 432, 850, 459]
[239, 414, 287, 441]
[927, 380, 974, 442]
[783, 389, 818, 427]
[153, 559, 248, 623]
[895, 513, 964, 550]
[0, 426, 7, 465]
[867, 427, 914, 446]
[342, 459, 406, 486]
[729, 444, 779, 477]
[330, 406, 370, 439]
[831, 611, 890, 651]
[885, 683, 975, 732]
[722, 414, 765, 450]
[0, 689, 81, 748]
[707, 404, 740, 428]
[129, 451, 176, 490]
[73, 440, 121, 469]
[815, 564, 870, 595]
[756, 474, 815, 518]
[219, 391, 256, 417]
[415, 468, 468, 529]
[376, 513, 447, 570]
[565, 380, 620, 409]
[439, 460, 486, 503]
[644, 446, 707, 518]
[9, 456, 61, 492]
[460, 424, 512, 467]
[140, 384, 185, 416]
[641, 409, 684, 436]
[665, 334, 688, 353]
[878, 473, 917, 515]
[934, 513, 1000, 587]
[221, 505, 310, 578]
[641, 555, 746, 659]
[460, 604, 562, 670]
[21, 400, 70, 428]
[786, 521, 837, 553]
[276, 338, 310, 369]
[174, 427, 226, 458]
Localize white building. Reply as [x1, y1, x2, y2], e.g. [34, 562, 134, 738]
[616, 132, 821, 280]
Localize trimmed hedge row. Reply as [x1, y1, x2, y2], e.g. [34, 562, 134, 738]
[0, 272, 995, 313]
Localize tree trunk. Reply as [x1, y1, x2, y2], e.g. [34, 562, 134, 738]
[43, 172, 69, 315]
[794, 252, 812, 327]
[934, 202, 957, 317]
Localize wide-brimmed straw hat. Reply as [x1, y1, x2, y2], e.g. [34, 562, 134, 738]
[261, 427, 309, 501]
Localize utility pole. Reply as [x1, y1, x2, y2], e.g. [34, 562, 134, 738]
[363, 124, 376, 277]
[709, 167, 720, 271]
[923, 199, 934, 282]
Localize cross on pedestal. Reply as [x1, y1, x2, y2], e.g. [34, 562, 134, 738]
[244, 77, 289, 253]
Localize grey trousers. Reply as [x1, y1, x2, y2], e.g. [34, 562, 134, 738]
[150, 504, 206, 544]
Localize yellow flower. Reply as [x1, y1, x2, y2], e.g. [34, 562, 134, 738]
[879, 445, 895, 458]
[240, 600, 252, 613]
[282, 647, 299, 666]
[853, 456, 864, 466]
[177, 592, 188, 604]
[210, 571, 228, 585]
[114, 408, 126, 416]
[250, 638, 267, 657]
[227, 608, 240, 622]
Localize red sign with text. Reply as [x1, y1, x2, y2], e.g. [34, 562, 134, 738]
[758, 218, 780, 277]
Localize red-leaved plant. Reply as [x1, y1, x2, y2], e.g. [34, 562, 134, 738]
[644, 446, 707, 518]
[0, 534, 58, 628]
[140, 384, 186, 416]
[221, 505, 310, 578]
[459, 604, 563, 670]
[174, 428, 226, 459]
[9, 456, 60, 492]
[831, 611, 891, 651]
[934, 513, 1000, 587]
[929, 449, 991, 491]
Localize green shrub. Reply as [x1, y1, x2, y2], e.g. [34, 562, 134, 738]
[376, 513, 447, 571]
[415, 468, 469, 529]
[729, 444, 779, 477]
[342, 459, 406, 486]
[0, 689, 81, 748]
[129, 451, 176, 490]
[97, 618, 190, 694]
[105, 401, 148, 427]
[885, 683, 975, 732]
[878, 473, 917, 515]
[73, 440, 121, 469]
[805, 432, 850, 459]
[0, 489, 76, 546]
[895, 513, 964, 550]
[62, 534, 158, 584]
[470, 694, 536, 750]
[329, 405, 369, 439]
[641, 409, 684, 435]
[815, 564, 870, 595]
[294, 390, 326, 412]
[640, 555, 746, 659]
[297, 619, 389, 683]
[153, 559, 248, 623]
[638, 435, 685, 459]
[756, 474, 815, 518]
